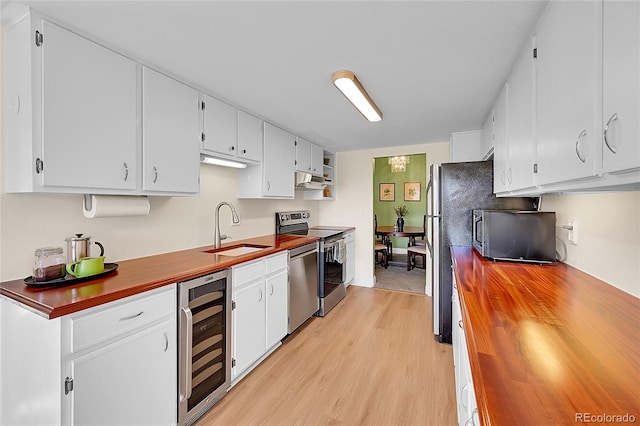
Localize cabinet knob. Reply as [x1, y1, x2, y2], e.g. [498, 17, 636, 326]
[230, 146, 235, 151]
[242, 149, 247, 154]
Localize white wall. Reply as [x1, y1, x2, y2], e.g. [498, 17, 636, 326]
[542, 192, 640, 297]
[0, 164, 321, 281]
[319, 141, 450, 294]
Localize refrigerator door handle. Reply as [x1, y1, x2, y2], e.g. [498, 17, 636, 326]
[426, 177, 434, 255]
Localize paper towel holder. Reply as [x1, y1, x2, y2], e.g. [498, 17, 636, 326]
[83, 194, 150, 214]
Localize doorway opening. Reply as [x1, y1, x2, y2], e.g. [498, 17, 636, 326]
[372, 154, 427, 294]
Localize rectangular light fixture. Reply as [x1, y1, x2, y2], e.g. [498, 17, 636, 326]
[200, 154, 247, 169]
[332, 70, 383, 122]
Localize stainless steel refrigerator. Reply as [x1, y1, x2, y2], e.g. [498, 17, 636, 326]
[427, 161, 538, 343]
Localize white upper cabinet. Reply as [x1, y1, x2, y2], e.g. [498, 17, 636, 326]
[481, 111, 494, 160]
[142, 67, 200, 194]
[201, 95, 238, 158]
[506, 43, 536, 191]
[492, 85, 509, 194]
[237, 122, 295, 199]
[295, 137, 324, 176]
[536, 1, 601, 185]
[263, 123, 296, 197]
[237, 111, 263, 163]
[201, 102, 263, 164]
[449, 131, 483, 163]
[602, 1, 640, 174]
[5, 16, 138, 193]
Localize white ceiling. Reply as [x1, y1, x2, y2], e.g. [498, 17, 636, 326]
[3, 0, 548, 152]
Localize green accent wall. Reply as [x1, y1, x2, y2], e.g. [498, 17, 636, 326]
[373, 154, 427, 249]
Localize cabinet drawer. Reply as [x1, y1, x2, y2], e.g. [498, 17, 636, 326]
[233, 259, 264, 288]
[265, 252, 288, 275]
[71, 286, 175, 353]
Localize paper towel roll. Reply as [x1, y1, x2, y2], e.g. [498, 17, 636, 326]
[83, 195, 150, 218]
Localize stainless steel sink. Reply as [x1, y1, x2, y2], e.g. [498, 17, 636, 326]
[203, 244, 269, 257]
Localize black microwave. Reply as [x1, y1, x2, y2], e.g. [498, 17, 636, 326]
[472, 210, 556, 264]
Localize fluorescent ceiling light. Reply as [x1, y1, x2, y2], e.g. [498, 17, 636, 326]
[200, 154, 247, 169]
[332, 70, 383, 122]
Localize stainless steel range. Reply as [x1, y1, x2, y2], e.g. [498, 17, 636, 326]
[276, 210, 347, 316]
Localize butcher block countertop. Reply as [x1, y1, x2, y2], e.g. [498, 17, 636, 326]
[451, 246, 640, 426]
[0, 234, 317, 319]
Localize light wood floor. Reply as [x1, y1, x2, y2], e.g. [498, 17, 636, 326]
[198, 286, 456, 426]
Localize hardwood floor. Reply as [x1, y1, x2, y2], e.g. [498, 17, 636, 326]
[198, 286, 456, 426]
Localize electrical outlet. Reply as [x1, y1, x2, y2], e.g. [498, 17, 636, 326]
[568, 220, 577, 245]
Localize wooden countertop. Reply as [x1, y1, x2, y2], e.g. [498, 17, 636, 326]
[451, 246, 640, 426]
[0, 234, 318, 319]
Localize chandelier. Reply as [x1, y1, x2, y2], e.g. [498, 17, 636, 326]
[388, 156, 410, 173]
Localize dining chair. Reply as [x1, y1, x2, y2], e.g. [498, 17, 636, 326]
[373, 214, 389, 268]
[374, 214, 392, 257]
[407, 245, 427, 271]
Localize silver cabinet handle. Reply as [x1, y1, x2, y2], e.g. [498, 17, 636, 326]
[458, 320, 464, 329]
[179, 306, 193, 401]
[500, 170, 506, 185]
[472, 408, 479, 426]
[575, 129, 587, 163]
[461, 383, 469, 410]
[123, 162, 129, 181]
[258, 288, 263, 302]
[266, 181, 271, 191]
[163, 331, 169, 352]
[119, 311, 143, 321]
[270, 284, 274, 296]
[507, 168, 512, 184]
[152, 166, 159, 183]
[604, 112, 618, 154]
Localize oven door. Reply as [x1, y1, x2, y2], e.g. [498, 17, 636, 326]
[320, 237, 346, 298]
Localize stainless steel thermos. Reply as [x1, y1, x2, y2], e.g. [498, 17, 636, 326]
[65, 234, 105, 263]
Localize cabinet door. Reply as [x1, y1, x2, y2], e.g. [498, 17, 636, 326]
[310, 142, 324, 176]
[202, 95, 238, 158]
[266, 270, 288, 349]
[237, 111, 263, 162]
[295, 137, 312, 173]
[233, 281, 266, 376]
[41, 21, 137, 190]
[602, 1, 640, 173]
[263, 123, 295, 198]
[481, 111, 494, 160]
[345, 240, 355, 285]
[493, 85, 509, 193]
[70, 320, 176, 426]
[536, 1, 601, 185]
[142, 67, 200, 193]
[507, 44, 536, 191]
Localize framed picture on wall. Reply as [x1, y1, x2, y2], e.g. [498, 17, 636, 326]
[379, 183, 395, 201]
[404, 182, 421, 201]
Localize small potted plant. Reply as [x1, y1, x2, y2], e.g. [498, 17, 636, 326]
[394, 205, 409, 231]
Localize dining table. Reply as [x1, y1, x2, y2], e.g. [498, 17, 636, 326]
[375, 226, 426, 261]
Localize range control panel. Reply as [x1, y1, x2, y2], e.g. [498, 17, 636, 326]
[276, 210, 311, 226]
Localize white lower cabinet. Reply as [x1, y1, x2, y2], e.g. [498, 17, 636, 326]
[0, 285, 176, 426]
[452, 272, 479, 426]
[232, 252, 288, 382]
[69, 320, 176, 425]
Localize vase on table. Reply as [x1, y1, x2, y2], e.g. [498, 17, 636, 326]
[397, 217, 404, 232]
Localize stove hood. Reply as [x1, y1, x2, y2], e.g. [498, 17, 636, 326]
[295, 172, 329, 191]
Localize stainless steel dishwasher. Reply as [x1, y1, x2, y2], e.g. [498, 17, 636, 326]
[288, 242, 319, 333]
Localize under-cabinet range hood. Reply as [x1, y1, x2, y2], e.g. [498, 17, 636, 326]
[295, 171, 330, 190]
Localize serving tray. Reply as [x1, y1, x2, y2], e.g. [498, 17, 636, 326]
[24, 263, 119, 287]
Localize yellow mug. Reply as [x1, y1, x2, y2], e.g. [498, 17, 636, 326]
[66, 256, 105, 278]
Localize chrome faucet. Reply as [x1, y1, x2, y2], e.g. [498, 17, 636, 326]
[214, 202, 240, 248]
